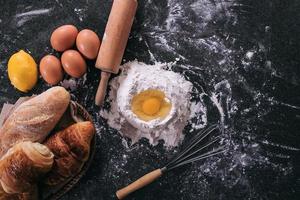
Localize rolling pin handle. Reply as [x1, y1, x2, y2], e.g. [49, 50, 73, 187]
[95, 71, 111, 106]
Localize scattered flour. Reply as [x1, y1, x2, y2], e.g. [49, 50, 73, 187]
[15, 8, 52, 27]
[101, 61, 204, 147]
[60, 78, 77, 91]
[246, 51, 255, 60]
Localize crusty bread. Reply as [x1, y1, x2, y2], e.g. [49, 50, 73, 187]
[0, 86, 70, 158]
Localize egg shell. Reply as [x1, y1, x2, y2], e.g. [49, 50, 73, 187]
[50, 25, 78, 52]
[61, 50, 87, 78]
[76, 29, 101, 59]
[40, 55, 63, 85]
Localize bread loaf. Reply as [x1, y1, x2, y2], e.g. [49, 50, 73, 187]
[0, 86, 70, 158]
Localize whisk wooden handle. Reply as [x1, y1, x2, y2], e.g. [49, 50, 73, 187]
[116, 168, 163, 199]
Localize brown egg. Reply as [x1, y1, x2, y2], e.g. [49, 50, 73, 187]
[50, 25, 78, 52]
[40, 55, 63, 85]
[76, 29, 101, 59]
[61, 50, 87, 78]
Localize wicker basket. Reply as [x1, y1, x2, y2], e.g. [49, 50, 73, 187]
[41, 101, 96, 200]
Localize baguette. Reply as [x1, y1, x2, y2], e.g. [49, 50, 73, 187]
[0, 86, 70, 158]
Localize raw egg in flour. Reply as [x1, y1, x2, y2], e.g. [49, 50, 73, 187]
[131, 89, 172, 121]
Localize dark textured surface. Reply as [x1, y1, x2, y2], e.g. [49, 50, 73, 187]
[0, 0, 299, 200]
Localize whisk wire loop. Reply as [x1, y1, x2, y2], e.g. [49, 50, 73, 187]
[165, 124, 218, 168]
[164, 124, 227, 171]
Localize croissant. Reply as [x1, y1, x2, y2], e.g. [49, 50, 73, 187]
[0, 141, 54, 199]
[44, 121, 95, 185]
[0, 86, 70, 158]
[0, 186, 37, 200]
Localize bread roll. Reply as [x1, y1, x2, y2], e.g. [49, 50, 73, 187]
[0, 86, 70, 158]
[44, 121, 95, 185]
[0, 142, 53, 199]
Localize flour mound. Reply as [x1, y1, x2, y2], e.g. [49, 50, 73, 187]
[101, 61, 195, 147]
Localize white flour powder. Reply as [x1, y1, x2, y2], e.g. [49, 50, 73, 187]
[101, 61, 195, 147]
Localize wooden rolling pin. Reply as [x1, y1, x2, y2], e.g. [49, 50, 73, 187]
[95, 0, 138, 106]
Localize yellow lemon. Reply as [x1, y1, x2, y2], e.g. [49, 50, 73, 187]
[131, 89, 172, 121]
[8, 50, 38, 92]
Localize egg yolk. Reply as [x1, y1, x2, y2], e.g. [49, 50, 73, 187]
[131, 89, 172, 121]
[142, 97, 161, 115]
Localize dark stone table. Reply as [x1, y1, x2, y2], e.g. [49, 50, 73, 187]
[0, 0, 299, 199]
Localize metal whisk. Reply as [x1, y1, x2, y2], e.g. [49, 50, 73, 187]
[116, 124, 227, 199]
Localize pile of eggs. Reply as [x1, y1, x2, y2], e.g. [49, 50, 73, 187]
[40, 25, 101, 85]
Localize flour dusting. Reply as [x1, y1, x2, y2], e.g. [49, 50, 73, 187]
[101, 61, 206, 147]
